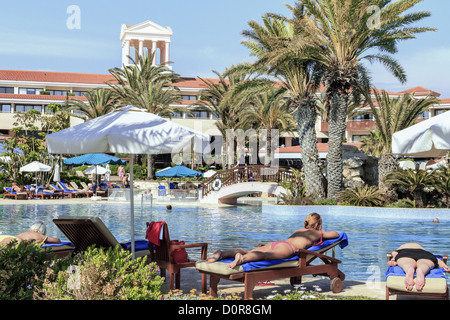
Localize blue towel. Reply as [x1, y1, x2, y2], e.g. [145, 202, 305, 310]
[42, 241, 74, 248]
[385, 255, 447, 280]
[219, 232, 348, 272]
[120, 240, 150, 252]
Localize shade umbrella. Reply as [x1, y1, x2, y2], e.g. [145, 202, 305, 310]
[46, 105, 208, 259]
[53, 164, 61, 182]
[63, 153, 127, 166]
[392, 111, 450, 157]
[155, 163, 203, 178]
[20, 161, 52, 195]
[84, 165, 111, 175]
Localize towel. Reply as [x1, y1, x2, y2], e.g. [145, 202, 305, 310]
[42, 241, 74, 248]
[120, 240, 150, 252]
[145, 221, 166, 246]
[219, 232, 348, 272]
[385, 255, 447, 280]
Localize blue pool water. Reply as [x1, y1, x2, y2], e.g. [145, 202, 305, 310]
[0, 202, 449, 284]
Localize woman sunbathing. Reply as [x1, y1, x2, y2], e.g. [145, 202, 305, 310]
[388, 243, 450, 291]
[206, 213, 339, 268]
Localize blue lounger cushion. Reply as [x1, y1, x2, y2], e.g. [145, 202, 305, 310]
[196, 232, 348, 274]
[43, 240, 149, 252]
[385, 255, 447, 280]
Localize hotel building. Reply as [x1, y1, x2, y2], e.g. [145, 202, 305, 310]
[0, 20, 448, 164]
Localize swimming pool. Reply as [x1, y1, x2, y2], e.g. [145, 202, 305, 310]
[0, 202, 449, 284]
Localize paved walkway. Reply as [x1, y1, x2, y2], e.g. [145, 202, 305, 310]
[159, 267, 448, 300]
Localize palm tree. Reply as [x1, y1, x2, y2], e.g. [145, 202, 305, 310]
[240, 85, 296, 164]
[240, 5, 326, 198]
[384, 168, 435, 208]
[68, 88, 117, 120]
[197, 70, 253, 169]
[432, 165, 450, 208]
[364, 90, 438, 200]
[289, 0, 435, 200]
[108, 53, 183, 179]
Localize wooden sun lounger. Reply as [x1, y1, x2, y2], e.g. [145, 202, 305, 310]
[196, 240, 345, 300]
[53, 216, 149, 258]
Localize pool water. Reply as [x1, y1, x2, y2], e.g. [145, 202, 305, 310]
[0, 202, 449, 284]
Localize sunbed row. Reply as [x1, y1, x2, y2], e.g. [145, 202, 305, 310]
[45, 216, 449, 300]
[3, 181, 97, 200]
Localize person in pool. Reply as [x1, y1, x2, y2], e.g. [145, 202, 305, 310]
[0, 221, 61, 247]
[388, 243, 450, 291]
[205, 213, 339, 269]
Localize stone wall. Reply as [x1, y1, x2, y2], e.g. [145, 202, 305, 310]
[341, 145, 378, 188]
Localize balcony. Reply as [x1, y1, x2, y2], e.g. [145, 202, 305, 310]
[321, 120, 376, 132]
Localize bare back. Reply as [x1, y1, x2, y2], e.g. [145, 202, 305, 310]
[16, 231, 60, 244]
[287, 228, 339, 251]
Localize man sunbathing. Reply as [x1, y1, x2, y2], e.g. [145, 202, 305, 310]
[206, 213, 339, 268]
[388, 243, 450, 291]
[0, 221, 61, 247]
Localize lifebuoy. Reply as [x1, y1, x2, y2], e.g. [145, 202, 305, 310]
[212, 178, 222, 191]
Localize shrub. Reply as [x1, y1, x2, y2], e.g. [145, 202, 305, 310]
[35, 245, 164, 300]
[0, 241, 72, 300]
[385, 198, 416, 208]
[338, 185, 383, 207]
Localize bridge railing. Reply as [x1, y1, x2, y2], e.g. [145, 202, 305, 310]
[201, 165, 296, 198]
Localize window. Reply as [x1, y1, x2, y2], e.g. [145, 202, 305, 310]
[72, 91, 88, 96]
[169, 112, 183, 118]
[15, 105, 42, 113]
[48, 90, 67, 96]
[0, 87, 14, 94]
[18, 88, 44, 95]
[435, 109, 447, 116]
[352, 135, 369, 143]
[0, 104, 11, 112]
[418, 111, 430, 119]
[181, 95, 197, 101]
[353, 114, 374, 121]
[188, 110, 209, 119]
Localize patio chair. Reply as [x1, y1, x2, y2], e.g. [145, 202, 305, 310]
[58, 181, 86, 198]
[50, 184, 77, 198]
[385, 253, 449, 300]
[70, 181, 93, 197]
[53, 216, 150, 258]
[145, 221, 208, 292]
[3, 187, 28, 200]
[195, 232, 348, 300]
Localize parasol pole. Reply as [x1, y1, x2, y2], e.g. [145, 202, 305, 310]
[129, 155, 135, 260]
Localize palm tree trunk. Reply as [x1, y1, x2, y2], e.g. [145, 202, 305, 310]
[147, 155, 154, 180]
[413, 189, 424, 208]
[326, 92, 348, 200]
[296, 99, 325, 198]
[378, 153, 399, 203]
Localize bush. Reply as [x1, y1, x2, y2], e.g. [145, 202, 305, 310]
[338, 185, 384, 207]
[0, 241, 72, 300]
[35, 245, 164, 300]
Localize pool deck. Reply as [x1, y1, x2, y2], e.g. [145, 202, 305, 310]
[162, 266, 448, 300]
[1, 196, 448, 300]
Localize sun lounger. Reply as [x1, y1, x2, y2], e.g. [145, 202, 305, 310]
[385, 253, 449, 300]
[50, 184, 77, 198]
[42, 241, 76, 259]
[196, 232, 348, 300]
[58, 181, 86, 197]
[70, 181, 93, 197]
[52, 216, 150, 258]
[3, 187, 28, 200]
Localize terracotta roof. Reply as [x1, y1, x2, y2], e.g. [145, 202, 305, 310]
[398, 86, 441, 97]
[0, 70, 114, 85]
[276, 143, 363, 153]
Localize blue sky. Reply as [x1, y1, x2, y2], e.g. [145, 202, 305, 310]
[0, 0, 449, 97]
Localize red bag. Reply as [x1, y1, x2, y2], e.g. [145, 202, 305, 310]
[170, 241, 189, 263]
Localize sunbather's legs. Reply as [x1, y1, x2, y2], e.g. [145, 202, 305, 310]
[415, 259, 435, 290]
[397, 257, 416, 291]
[228, 242, 294, 269]
[206, 249, 249, 263]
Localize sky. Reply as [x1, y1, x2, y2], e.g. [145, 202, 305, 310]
[0, 0, 449, 97]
